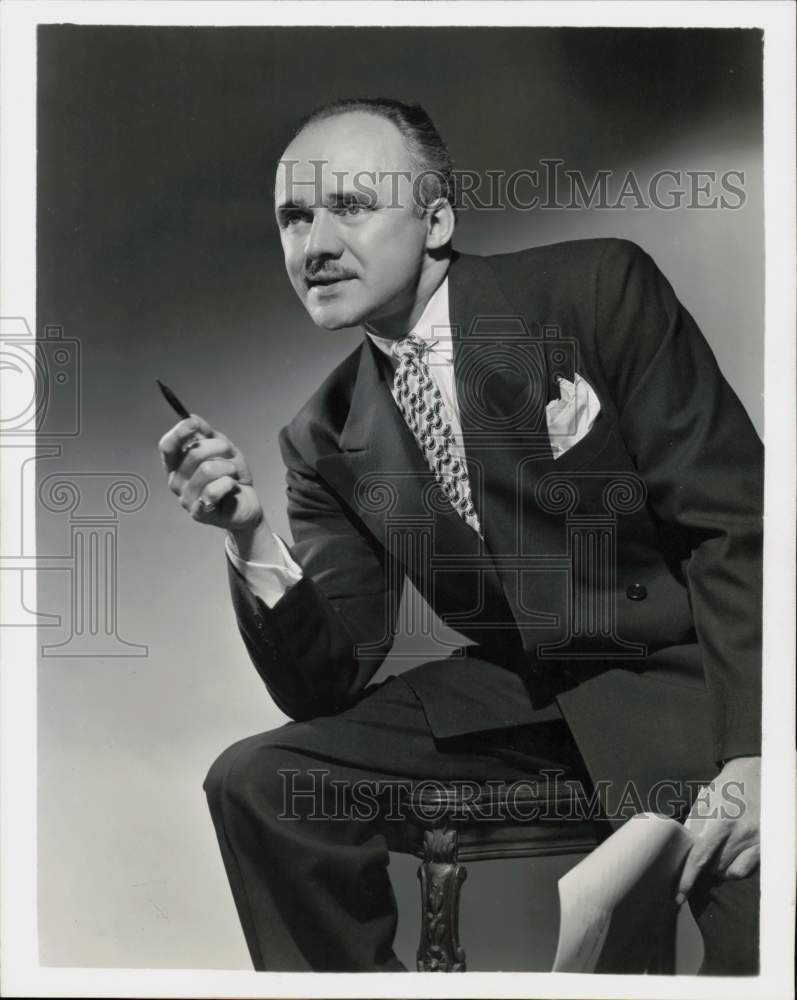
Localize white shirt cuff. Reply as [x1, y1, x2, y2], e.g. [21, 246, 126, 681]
[225, 532, 303, 609]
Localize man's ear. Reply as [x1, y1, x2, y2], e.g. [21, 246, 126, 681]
[424, 198, 455, 250]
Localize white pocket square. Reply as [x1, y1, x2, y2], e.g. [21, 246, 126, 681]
[545, 372, 601, 460]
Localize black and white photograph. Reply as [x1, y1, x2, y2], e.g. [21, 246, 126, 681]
[0, 2, 794, 998]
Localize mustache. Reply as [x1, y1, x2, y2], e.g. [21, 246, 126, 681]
[304, 261, 358, 283]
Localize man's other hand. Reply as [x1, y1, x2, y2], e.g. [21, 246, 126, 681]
[158, 415, 264, 533]
[676, 755, 761, 904]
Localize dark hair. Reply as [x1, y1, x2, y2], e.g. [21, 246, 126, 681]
[292, 97, 456, 215]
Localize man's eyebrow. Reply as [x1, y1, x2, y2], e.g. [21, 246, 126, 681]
[276, 197, 310, 213]
[326, 189, 377, 206]
[276, 191, 378, 215]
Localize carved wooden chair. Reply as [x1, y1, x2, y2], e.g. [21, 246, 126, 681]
[395, 776, 677, 973]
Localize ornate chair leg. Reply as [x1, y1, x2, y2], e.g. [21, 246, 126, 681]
[416, 826, 467, 972]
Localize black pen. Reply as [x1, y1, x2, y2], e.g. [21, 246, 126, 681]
[157, 378, 208, 460]
[156, 378, 191, 420]
[157, 379, 240, 512]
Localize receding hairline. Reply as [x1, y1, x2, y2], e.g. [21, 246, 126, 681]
[274, 111, 427, 214]
[279, 107, 419, 165]
[275, 99, 457, 216]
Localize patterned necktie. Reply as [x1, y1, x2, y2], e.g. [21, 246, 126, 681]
[390, 334, 481, 534]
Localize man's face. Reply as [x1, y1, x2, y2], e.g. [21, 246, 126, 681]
[274, 112, 429, 331]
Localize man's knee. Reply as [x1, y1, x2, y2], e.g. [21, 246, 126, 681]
[203, 731, 296, 817]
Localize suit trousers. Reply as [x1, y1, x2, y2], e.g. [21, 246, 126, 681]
[203, 671, 758, 973]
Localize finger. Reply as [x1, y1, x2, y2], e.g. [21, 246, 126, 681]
[179, 414, 221, 456]
[158, 416, 216, 471]
[186, 413, 214, 435]
[677, 830, 726, 901]
[677, 848, 706, 903]
[683, 812, 708, 838]
[723, 845, 760, 881]
[172, 436, 235, 481]
[181, 458, 239, 509]
[683, 782, 715, 836]
[167, 443, 231, 497]
[714, 825, 758, 874]
[158, 416, 204, 455]
[190, 475, 239, 520]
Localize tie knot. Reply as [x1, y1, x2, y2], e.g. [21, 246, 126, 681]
[392, 333, 433, 361]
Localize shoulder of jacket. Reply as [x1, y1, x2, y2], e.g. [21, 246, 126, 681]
[483, 236, 650, 278]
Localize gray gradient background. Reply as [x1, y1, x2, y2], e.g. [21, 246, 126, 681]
[36, 25, 763, 970]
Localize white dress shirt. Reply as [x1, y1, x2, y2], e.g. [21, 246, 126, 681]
[226, 274, 599, 607]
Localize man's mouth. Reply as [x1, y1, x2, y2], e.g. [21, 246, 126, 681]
[305, 272, 356, 288]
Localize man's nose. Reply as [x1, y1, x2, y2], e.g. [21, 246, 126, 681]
[304, 208, 343, 260]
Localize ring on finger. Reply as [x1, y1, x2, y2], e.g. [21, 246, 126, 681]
[181, 435, 202, 454]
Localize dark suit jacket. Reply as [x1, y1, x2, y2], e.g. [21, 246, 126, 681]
[228, 239, 763, 810]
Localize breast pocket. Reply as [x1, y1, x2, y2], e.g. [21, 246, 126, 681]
[549, 407, 615, 472]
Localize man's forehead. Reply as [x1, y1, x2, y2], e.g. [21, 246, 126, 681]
[275, 112, 413, 194]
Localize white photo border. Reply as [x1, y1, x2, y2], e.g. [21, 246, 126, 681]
[1, 2, 794, 998]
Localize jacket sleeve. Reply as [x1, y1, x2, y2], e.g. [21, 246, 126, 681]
[227, 425, 403, 721]
[594, 239, 763, 764]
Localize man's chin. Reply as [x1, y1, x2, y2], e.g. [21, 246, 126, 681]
[298, 278, 380, 329]
[305, 313, 352, 331]
[304, 300, 366, 331]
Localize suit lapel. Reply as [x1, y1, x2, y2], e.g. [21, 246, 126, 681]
[315, 335, 482, 561]
[447, 253, 560, 556]
[314, 319, 518, 644]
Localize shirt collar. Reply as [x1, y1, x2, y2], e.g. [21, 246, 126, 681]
[364, 276, 452, 363]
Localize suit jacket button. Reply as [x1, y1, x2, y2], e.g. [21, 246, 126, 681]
[626, 582, 647, 601]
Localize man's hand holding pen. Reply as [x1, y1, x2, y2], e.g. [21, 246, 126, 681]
[157, 380, 287, 565]
[158, 413, 264, 533]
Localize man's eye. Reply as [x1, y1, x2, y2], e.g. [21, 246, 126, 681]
[281, 211, 310, 228]
[334, 201, 371, 217]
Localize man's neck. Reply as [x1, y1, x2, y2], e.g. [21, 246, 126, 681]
[365, 254, 451, 341]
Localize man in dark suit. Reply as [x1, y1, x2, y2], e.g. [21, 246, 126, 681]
[159, 98, 762, 974]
